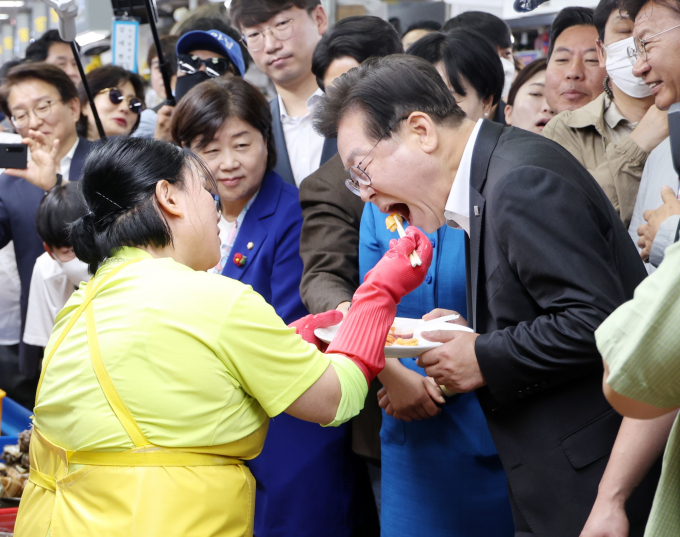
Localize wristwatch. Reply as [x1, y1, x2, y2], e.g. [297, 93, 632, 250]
[55, 173, 63, 187]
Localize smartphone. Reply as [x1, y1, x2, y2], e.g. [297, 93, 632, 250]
[669, 102, 680, 177]
[0, 143, 28, 169]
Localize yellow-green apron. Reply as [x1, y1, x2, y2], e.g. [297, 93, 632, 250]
[14, 260, 269, 537]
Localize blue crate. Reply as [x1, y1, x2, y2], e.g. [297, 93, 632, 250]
[1, 397, 31, 438]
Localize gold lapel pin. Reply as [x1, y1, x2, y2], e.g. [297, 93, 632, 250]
[247, 242, 254, 250]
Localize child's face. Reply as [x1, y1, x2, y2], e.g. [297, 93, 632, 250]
[44, 243, 76, 263]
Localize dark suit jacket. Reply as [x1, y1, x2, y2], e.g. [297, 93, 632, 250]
[299, 153, 365, 313]
[221, 171, 308, 325]
[269, 96, 337, 186]
[466, 121, 657, 536]
[0, 138, 92, 378]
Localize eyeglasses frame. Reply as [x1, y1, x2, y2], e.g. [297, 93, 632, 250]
[98, 87, 144, 115]
[240, 18, 295, 52]
[10, 99, 62, 129]
[627, 23, 680, 65]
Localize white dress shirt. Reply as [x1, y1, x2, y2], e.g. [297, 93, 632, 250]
[278, 88, 325, 187]
[58, 137, 80, 182]
[444, 120, 484, 236]
[0, 241, 21, 345]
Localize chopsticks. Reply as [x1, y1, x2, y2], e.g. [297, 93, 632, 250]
[391, 214, 422, 267]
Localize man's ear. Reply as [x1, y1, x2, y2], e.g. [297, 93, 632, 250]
[311, 4, 329, 35]
[66, 96, 81, 122]
[403, 112, 439, 155]
[596, 39, 606, 68]
[155, 179, 184, 219]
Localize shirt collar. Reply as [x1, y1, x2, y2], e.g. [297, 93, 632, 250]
[603, 94, 633, 130]
[444, 119, 484, 236]
[60, 137, 79, 166]
[278, 87, 324, 121]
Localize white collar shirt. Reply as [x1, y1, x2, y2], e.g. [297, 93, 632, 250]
[278, 88, 325, 187]
[59, 137, 80, 182]
[444, 119, 484, 236]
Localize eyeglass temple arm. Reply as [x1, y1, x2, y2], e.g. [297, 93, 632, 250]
[143, 0, 176, 107]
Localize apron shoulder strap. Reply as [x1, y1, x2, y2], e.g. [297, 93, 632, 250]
[85, 302, 149, 447]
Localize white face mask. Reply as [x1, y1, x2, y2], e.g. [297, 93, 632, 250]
[55, 256, 91, 287]
[605, 36, 652, 98]
[500, 56, 516, 101]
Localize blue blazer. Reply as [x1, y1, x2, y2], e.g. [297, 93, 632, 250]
[0, 138, 92, 377]
[269, 97, 338, 186]
[221, 170, 308, 325]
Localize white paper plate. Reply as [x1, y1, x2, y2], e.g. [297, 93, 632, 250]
[315, 316, 473, 359]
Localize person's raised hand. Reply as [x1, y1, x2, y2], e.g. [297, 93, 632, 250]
[289, 310, 344, 351]
[417, 330, 484, 393]
[638, 186, 680, 261]
[4, 130, 59, 190]
[154, 105, 175, 142]
[629, 105, 668, 154]
[377, 361, 444, 421]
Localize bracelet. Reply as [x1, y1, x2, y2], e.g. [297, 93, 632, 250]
[55, 173, 63, 187]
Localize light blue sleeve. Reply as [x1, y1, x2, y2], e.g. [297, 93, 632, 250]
[358, 204, 385, 282]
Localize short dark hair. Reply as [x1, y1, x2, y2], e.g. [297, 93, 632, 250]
[506, 57, 547, 107]
[147, 34, 179, 77]
[0, 62, 78, 118]
[548, 7, 595, 58]
[622, 0, 680, 19]
[402, 20, 442, 37]
[24, 30, 67, 62]
[171, 76, 276, 172]
[594, 0, 625, 40]
[178, 17, 251, 71]
[70, 137, 218, 274]
[78, 65, 146, 135]
[407, 29, 504, 106]
[36, 181, 88, 249]
[442, 11, 512, 50]
[313, 54, 466, 141]
[311, 16, 403, 90]
[230, 0, 320, 29]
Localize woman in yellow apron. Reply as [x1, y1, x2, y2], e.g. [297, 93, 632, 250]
[15, 137, 432, 537]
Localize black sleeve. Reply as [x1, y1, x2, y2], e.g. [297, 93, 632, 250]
[475, 166, 635, 405]
[298, 166, 363, 313]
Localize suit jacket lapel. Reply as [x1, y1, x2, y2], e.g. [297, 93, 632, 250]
[468, 120, 504, 331]
[69, 138, 92, 182]
[221, 172, 282, 280]
[269, 98, 295, 186]
[321, 137, 338, 166]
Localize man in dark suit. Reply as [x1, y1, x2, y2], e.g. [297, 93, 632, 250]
[314, 55, 665, 537]
[0, 63, 92, 398]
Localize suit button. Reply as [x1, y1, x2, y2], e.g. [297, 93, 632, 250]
[517, 390, 525, 398]
[425, 275, 433, 284]
[525, 387, 533, 395]
[431, 239, 436, 248]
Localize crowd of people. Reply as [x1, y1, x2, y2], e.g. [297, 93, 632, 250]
[0, 0, 679, 535]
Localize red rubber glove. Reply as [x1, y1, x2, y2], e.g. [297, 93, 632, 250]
[289, 310, 344, 351]
[326, 226, 432, 384]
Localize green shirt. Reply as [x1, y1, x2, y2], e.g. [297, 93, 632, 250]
[35, 247, 330, 454]
[596, 240, 680, 536]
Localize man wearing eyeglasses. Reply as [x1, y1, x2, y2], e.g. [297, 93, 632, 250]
[0, 63, 91, 397]
[230, 0, 336, 188]
[314, 54, 662, 537]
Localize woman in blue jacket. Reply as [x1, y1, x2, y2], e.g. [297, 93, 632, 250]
[360, 203, 514, 537]
[172, 76, 358, 537]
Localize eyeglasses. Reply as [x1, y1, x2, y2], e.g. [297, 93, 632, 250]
[241, 19, 294, 52]
[11, 99, 61, 129]
[178, 54, 235, 78]
[345, 116, 410, 197]
[99, 87, 143, 115]
[627, 23, 680, 65]
[346, 139, 382, 196]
